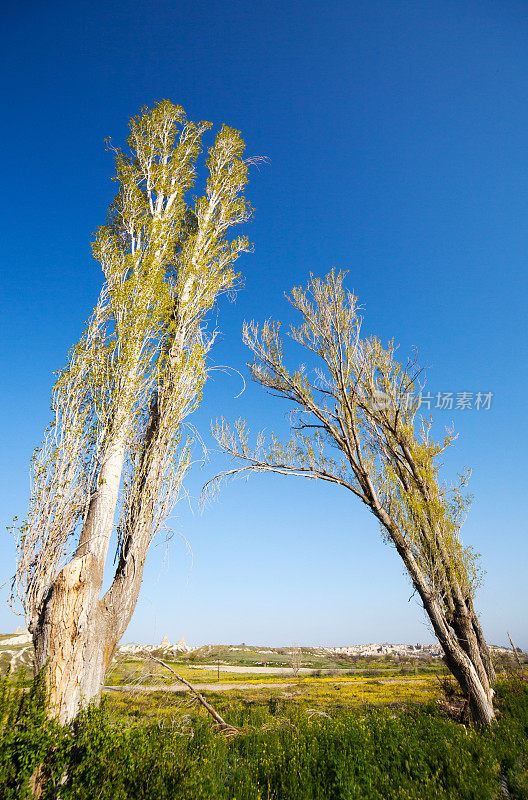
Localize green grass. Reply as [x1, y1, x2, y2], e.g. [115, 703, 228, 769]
[1, 671, 527, 799]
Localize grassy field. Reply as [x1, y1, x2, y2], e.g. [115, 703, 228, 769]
[103, 645, 446, 723]
[2, 637, 526, 798]
[0, 636, 518, 722]
[106, 661, 442, 722]
[0, 669, 527, 799]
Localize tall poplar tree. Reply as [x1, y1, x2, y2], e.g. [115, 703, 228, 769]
[214, 272, 496, 725]
[13, 101, 253, 723]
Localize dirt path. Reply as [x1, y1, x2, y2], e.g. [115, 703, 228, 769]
[104, 677, 429, 694]
[184, 665, 409, 675]
[185, 665, 346, 675]
[105, 682, 296, 693]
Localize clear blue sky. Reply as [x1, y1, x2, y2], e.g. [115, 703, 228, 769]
[1, 0, 527, 648]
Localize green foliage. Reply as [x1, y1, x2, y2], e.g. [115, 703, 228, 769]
[0, 672, 69, 798]
[1, 674, 526, 799]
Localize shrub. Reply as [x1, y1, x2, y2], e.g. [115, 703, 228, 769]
[0, 674, 527, 799]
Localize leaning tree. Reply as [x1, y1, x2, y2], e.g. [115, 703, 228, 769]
[13, 100, 253, 724]
[213, 271, 496, 725]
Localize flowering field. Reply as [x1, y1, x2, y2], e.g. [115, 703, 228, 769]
[1, 674, 527, 799]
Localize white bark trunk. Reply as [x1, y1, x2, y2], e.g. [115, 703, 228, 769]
[32, 555, 112, 724]
[34, 416, 130, 724]
[33, 375, 168, 723]
[75, 425, 128, 567]
[32, 408, 157, 723]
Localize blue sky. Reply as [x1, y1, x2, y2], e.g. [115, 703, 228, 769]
[1, 0, 527, 648]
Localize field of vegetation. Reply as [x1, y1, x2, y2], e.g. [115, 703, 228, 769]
[104, 649, 442, 722]
[1, 649, 527, 799]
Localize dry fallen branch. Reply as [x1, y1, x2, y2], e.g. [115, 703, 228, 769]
[147, 655, 240, 736]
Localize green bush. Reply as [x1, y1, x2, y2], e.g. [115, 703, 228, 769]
[0, 673, 527, 799]
[0, 671, 70, 798]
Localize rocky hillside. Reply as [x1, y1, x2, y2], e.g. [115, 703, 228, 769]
[0, 630, 517, 675]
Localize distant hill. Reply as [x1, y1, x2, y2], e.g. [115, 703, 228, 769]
[0, 630, 517, 675]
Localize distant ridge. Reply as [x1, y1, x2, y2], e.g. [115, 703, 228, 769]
[0, 631, 518, 669]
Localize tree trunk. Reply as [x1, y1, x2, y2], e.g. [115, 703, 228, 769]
[31, 407, 133, 723]
[421, 592, 496, 725]
[32, 406, 164, 723]
[103, 395, 164, 642]
[440, 637, 496, 725]
[469, 602, 496, 683]
[382, 514, 496, 725]
[75, 421, 129, 565]
[32, 556, 113, 724]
